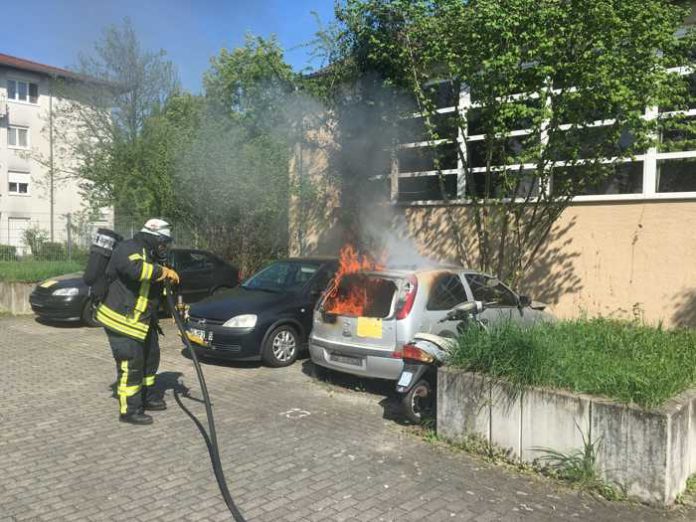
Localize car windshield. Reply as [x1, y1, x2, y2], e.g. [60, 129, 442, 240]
[242, 261, 319, 292]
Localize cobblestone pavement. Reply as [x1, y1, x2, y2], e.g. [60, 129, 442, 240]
[1, 315, 695, 521]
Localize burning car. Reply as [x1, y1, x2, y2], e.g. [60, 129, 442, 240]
[309, 252, 553, 381]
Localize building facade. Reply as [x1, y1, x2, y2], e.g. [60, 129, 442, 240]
[0, 53, 112, 255]
[289, 15, 696, 328]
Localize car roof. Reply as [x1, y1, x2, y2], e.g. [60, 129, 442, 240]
[285, 257, 338, 264]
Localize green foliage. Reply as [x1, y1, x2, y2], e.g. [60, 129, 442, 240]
[23, 225, 49, 258]
[0, 245, 17, 262]
[536, 431, 623, 500]
[333, 0, 696, 285]
[205, 35, 297, 136]
[50, 18, 182, 221]
[36, 242, 66, 261]
[448, 318, 696, 408]
[0, 261, 83, 283]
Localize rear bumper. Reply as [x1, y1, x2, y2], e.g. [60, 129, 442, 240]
[309, 336, 403, 380]
[29, 293, 85, 321]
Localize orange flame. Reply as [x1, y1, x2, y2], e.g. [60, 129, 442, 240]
[324, 245, 386, 317]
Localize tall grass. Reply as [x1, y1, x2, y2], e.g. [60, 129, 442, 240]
[0, 260, 83, 283]
[448, 318, 696, 408]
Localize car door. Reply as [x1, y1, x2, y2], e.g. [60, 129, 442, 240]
[298, 264, 336, 339]
[422, 272, 471, 338]
[172, 250, 214, 303]
[463, 273, 521, 327]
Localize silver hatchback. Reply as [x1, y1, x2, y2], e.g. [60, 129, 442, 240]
[309, 267, 552, 381]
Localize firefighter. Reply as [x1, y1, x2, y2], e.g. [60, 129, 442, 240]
[97, 218, 180, 425]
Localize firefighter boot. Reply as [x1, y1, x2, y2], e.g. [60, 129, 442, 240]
[143, 387, 167, 411]
[120, 411, 154, 425]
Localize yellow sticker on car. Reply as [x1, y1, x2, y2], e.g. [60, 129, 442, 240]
[357, 317, 383, 339]
[40, 280, 58, 288]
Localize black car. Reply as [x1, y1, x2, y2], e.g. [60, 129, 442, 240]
[29, 248, 239, 326]
[185, 257, 337, 367]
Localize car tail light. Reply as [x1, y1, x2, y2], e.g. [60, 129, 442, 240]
[395, 275, 418, 320]
[401, 343, 434, 363]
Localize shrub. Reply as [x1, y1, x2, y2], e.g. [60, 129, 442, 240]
[0, 245, 17, 261]
[37, 242, 65, 261]
[23, 226, 49, 257]
[448, 318, 696, 408]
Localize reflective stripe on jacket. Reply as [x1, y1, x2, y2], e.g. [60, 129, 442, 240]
[96, 237, 164, 341]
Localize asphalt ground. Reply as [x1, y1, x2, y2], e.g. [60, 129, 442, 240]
[1, 315, 694, 521]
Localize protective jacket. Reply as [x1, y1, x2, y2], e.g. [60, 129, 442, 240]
[96, 234, 165, 341]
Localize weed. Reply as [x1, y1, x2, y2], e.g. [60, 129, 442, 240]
[448, 318, 696, 408]
[535, 431, 624, 500]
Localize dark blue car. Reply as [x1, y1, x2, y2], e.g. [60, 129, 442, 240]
[30, 248, 239, 326]
[185, 257, 337, 367]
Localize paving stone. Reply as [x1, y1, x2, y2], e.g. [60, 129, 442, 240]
[1, 316, 693, 521]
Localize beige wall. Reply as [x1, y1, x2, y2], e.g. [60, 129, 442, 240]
[400, 201, 696, 327]
[290, 177, 696, 327]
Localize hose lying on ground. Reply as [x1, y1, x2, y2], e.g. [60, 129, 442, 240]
[164, 281, 246, 521]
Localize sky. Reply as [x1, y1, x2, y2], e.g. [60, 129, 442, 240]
[1, 0, 338, 93]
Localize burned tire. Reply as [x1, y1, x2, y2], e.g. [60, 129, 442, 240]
[262, 325, 299, 368]
[401, 379, 435, 424]
[81, 299, 100, 327]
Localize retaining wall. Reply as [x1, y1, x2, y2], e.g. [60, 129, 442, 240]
[437, 368, 696, 505]
[0, 282, 34, 315]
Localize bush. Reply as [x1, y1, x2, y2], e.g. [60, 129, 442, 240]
[23, 226, 49, 257]
[448, 318, 696, 408]
[37, 242, 65, 261]
[0, 245, 17, 261]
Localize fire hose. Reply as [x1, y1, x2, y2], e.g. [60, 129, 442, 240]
[164, 281, 246, 521]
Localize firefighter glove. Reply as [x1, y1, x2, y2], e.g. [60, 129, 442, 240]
[158, 266, 180, 285]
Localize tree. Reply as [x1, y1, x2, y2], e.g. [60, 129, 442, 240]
[175, 37, 309, 274]
[46, 18, 181, 222]
[332, 0, 696, 285]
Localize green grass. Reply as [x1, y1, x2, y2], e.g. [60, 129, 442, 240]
[0, 260, 83, 283]
[448, 318, 696, 408]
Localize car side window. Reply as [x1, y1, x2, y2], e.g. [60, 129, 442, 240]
[177, 252, 213, 271]
[427, 273, 469, 311]
[465, 274, 517, 307]
[310, 267, 334, 294]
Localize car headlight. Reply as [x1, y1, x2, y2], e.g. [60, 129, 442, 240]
[223, 314, 257, 328]
[53, 287, 79, 297]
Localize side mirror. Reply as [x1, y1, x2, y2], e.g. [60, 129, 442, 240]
[443, 300, 484, 321]
[518, 295, 531, 308]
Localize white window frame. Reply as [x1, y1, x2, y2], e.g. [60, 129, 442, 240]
[8, 171, 31, 196]
[7, 125, 30, 150]
[7, 78, 39, 105]
[395, 67, 696, 205]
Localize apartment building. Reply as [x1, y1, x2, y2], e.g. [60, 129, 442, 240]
[0, 53, 112, 254]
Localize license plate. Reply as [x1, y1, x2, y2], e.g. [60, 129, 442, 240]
[398, 371, 413, 387]
[356, 317, 382, 339]
[329, 352, 363, 366]
[189, 328, 213, 343]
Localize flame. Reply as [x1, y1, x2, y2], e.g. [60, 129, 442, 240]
[324, 244, 386, 317]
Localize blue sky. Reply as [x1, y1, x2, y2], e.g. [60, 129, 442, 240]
[2, 0, 337, 93]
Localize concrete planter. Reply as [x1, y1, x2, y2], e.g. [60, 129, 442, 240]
[0, 281, 34, 315]
[437, 367, 696, 505]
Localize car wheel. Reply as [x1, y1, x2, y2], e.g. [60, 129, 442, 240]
[401, 379, 435, 424]
[81, 299, 100, 327]
[262, 325, 299, 368]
